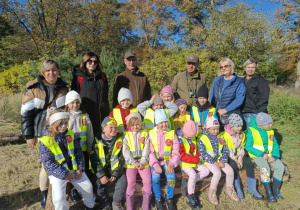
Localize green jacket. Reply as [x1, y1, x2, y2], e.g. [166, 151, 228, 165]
[245, 117, 280, 159]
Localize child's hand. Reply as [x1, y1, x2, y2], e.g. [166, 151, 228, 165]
[155, 166, 163, 174]
[263, 154, 269, 160]
[150, 95, 156, 102]
[133, 162, 141, 169]
[26, 138, 37, 149]
[199, 156, 203, 162]
[109, 177, 116, 182]
[166, 165, 174, 174]
[218, 109, 227, 116]
[65, 172, 75, 181]
[75, 170, 82, 180]
[219, 160, 225, 168]
[237, 157, 243, 169]
[214, 161, 221, 170]
[100, 176, 109, 184]
[138, 163, 145, 170]
[268, 157, 275, 163]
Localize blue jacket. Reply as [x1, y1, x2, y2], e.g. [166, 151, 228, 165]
[210, 74, 246, 112]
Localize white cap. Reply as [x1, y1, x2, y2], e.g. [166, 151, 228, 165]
[65, 90, 81, 105]
[118, 88, 133, 104]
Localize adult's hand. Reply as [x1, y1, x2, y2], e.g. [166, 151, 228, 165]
[26, 138, 37, 149]
[218, 109, 227, 116]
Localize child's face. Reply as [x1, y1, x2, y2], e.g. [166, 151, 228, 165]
[102, 124, 117, 139]
[260, 123, 272, 130]
[231, 126, 242, 134]
[67, 99, 81, 111]
[131, 122, 141, 132]
[58, 119, 68, 133]
[178, 104, 187, 115]
[207, 126, 219, 136]
[161, 93, 173, 102]
[197, 97, 208, 106]
[153, 104, 163, 110]
[120, 99, 131, 109]
[157, 121, 169, 131]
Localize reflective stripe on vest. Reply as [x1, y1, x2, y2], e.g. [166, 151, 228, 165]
[248, 127, 274, 157]
[200, 134, 223, 165]
[219, 131, 245, 157]
[80, 115, 88, 151]
[95, 137, 123, 171]
[149, 130, 174, 167]
[113, 108, 138, 132]
[192, 106, 216, 126]
[39, 129, 78, 173]
[179, 136, 199, 168]
[124, 131, 149, 168]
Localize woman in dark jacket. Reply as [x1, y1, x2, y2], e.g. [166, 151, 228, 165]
[210, 58, 246, 126]
[21, 59, 69, 208]
[71, 52, 109, 135]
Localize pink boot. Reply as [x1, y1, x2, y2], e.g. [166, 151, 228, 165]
[126, 194, 134, 210]
[142, 192, 152, 210]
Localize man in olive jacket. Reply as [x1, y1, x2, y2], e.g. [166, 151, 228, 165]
[171, 55, 206, 109]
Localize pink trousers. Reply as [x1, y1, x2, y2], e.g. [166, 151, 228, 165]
[126, 167, 152, 195]
[182, 165, 210, 195]
[206, 163, 234, 189]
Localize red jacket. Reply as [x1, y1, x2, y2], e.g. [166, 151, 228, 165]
[179, 138, 200, 164]
[109, 105, 136, 130]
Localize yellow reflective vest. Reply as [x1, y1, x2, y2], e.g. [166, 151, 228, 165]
[200, 134, 224, 165]
[192, 106, 216, 126]
[124, 131, 150, 168]
[95, 137, 123, 171]
[179, 136, 199, 168]
[174, 114, 191, 130]
[149, 130, 175, 167]
[113, 108, 138, 132]
[248, 127, 274, 158]
[79, 114, 88, 151]
[219, 131, 245, 158]
[39, 129, 78, 173]
[143, 108, 174, 130]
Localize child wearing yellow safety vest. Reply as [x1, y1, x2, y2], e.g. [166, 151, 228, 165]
[90, 117, 127, 210]
[149, 109, 180, 210]
[179, 120, 209, 210]
[38, 111, 95, 210]
[173, 98, 191, 133]
[245, 113, 285, 203]
[137, 94, 178, 130]
[198, 116, 239, 205]
[122, 112, 151, 210]
[190, 85, 217, 133]
[109, 88, 138, 132]
[220, 113, 263, 200]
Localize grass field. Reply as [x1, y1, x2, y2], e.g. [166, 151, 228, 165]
[0, 87, 299, 210]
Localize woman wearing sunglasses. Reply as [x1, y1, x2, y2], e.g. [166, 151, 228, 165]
[71, 52, 109, 136]
[210, 58, 246, 128]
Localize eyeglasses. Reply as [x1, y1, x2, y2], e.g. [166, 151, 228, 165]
[219, 64, 230, 70]
[87, 59, 98, 65]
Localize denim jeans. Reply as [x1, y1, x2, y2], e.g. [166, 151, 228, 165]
[151, 165, 176, 200]
[243, 113, 257, 130]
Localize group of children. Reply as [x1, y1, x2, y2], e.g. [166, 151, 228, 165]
[39, 83, 285, 210]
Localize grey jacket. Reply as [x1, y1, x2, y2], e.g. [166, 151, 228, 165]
[137, 101, 178, 117]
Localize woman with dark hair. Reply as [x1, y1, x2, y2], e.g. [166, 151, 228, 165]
[71, 52, 109, 135]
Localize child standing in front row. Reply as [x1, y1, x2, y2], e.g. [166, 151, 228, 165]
[245, 113, 284, 203]
[109, 88, 138, 132]
[39, 111, 95, 210]
[149, 109, 180, 210]
[122, 112, 152, 210]
[198, 117, 239, 205]
[179, 120, 210, 209]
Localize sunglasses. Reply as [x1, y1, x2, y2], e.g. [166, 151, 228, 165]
[87, 59, 98, 65]
[219, 64, 230, 70]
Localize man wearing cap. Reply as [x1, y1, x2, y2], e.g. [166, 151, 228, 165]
[113, 50, 152, 107]
[171, 55, 206, 109]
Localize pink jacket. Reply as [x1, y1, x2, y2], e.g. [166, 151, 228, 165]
[224, 124, 245, 160]
[149, 128, 181, 168]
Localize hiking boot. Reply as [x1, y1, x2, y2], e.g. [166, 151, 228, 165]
[166, 198, 176, 210]
[263, 182, 277, 202]
[112, 201, 124, 210]
[155, 200, 164, 210]
[208, 188, 218, 205]
[186, 194, 202, 209]
[40, 190, 48, 209]
[70, 188, 81, 203]
[272, 178, 284, 200]
[225, 186, 239, 201]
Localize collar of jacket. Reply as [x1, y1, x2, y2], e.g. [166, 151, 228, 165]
[26, 75, 67, 89]
[125, 67, 140, 75]
[243, 73, 262, 81]
[72, 64, 102, 80]
[187, 70, 200, 79]
[96, 132, 121, 146]
[220, 73, 238, 84]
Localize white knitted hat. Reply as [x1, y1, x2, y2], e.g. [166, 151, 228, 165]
[118, 88, 133, 104]
[65, 90, 81, 105]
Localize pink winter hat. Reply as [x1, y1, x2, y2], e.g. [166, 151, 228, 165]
[160, 85, 173, 98]
[182, 120, 197, 138]
[206, 117, 220, 129]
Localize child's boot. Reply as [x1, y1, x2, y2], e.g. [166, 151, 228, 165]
[112, 202, 124, 210]
[166, 198, 176, 210]
[126, 194, 134, 210]
[186, 194, 202, 210]
[247, 177, 263, 199]
[263, 182, 277, 202]
[234, 178, 244, 199]
[225, 186, 239, 201]
[272, 178, 284, 199]
[208, 188, 218, 205]
[99, 193, 112, 210]
[142, 192, 152, 210]
[40, 190, 48, 209]
[155, 200, 164, 210]
[70, 188, 81, 203]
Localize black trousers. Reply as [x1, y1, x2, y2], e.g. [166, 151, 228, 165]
[227, 156, 255, 179]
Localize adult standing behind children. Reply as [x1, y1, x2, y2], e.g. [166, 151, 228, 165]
[21, 59, 69, 208]
[241, 59, 270, 129]
[171, 54, 206, 109]
[113, 50, 152, 107]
